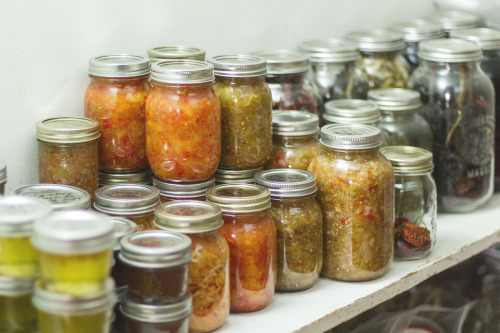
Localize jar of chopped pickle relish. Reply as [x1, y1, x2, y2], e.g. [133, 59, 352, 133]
[255, 169, 322, 291]
[99, 169, 153, 187]
[214, 167, 263, 185]
[426, 10, 481, 37]
[0, 162, 6, 196]
[266, 111, 321, 171]
[0, 276, 38, 332]
[15, 184, 91, 211]
[155, 201, 229, 333]
[308, 124, 394, 281]
[206, 184, 276, 312]
[108, 217, 137, 288]
[147, 60, 221, 182]
[153, 177, 215, 203]
[148, 46, 206, 62]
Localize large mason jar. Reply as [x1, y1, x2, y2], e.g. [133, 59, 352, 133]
[426, 10, 481, 37]
[408, 38, 495, 212]
[147, 46, 206, 63]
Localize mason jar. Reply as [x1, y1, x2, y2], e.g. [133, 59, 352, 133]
[0, 162, 6, 196]
[99, 169, 153, 187]
[214, 167, 263, 185]
[155, 201, 230, 333]
[108, 217, 137, 288]
[255, 169, 323, 291]
[148, 46, 206, 63]
[146, 60, 221, 182]
[380, 146, 437, 260]
[209, 55, 272, 169]
[154, 177, 214, 203]
[426, 10, 481, 37]
[409, 38, 495, 212]
[0, 276, 38, 333]
[15, 184, 91, 211]
[308, 124, 394, 281]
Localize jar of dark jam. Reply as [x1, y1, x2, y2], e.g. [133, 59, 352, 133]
[0, 276, 38, 332]
[148, 46, 206, 63]
[214, 167, 263, 185]
[99, 169, 153, 187]
[426, 10, 481, 37]
[153, 177, 215, 203]
[15, 184, 91, 211]
[108, 217, 137, 288]
[0, 162, 6, 196]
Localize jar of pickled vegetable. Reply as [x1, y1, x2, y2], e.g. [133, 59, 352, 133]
[119, 230, 192, 304]
[206, 184, 276, 312]
[266, 111, 321, 170]
[155, 201, 229, 332]
[154, 177, 215, 203]
[15, 184, 91, 211]
[108, 217, 137, 288]
[368, 88, 433, 150]
[209, 55, 272, 169]
[146, 60, 221, 182]
[36, 117, 100, 202]
[427, 10, 481, 37]
[148, 46, 206, 62]
[255, 169, 323, 291]
[99, 169, 153, 187]
[0, 196, 52, 277]
[380, 146, 437, 260]
[0, 162, 6, 196]
[214, 167, 263, 185]
[308, 124, 394, 281]
[94, 184, 160, 231]
[0, 276, 38, 332]
[345, 29, 410, 89]
[409, 38, 495, 212]
[31, 210, 114, 296]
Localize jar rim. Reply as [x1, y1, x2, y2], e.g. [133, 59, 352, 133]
[98, 170, 153, 187]
[89, 54, 150, 78]
[206, 184, 271, 213]
[121, 292, 192, 323]
[298, 38, 360, 62]
[272, 111, 320, 136]
[155, 201, 223, 234]
[345, 29, 405, 52]
[150, 60, 214, 84]
[418, 38, 483, 63]
[252, 49, 309, 74]
[208, 55, 267, 77]
[319, 124, 381, 150]
[451, 28, 500, 51]
[380, 146, 434, 174]
[36, 117, 100, 144]
[94, 184, 160, 215]
[255, 169, 318, 198]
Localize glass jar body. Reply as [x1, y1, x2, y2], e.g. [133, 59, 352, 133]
[0, 293, 38, 332]
[38, 308, 112, 333]
[0, 235, 38, 277]
[357, 50, 410, 89]
[379, 111, 433, 150]
[266, 134, 321, 170]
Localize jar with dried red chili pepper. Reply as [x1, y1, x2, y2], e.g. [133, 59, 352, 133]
[153, 177, 214, 203]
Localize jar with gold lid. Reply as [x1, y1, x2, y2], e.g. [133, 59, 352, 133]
[15, 184, 91, 211]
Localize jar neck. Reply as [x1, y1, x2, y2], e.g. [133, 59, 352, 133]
[360, 50, 398, 59]
[311, 60, 356, 70]
[420, 59, 481, 72]
[321, 145, 380, 160]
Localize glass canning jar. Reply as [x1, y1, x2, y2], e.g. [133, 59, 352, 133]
[98, 169, 153, 187]
[153, 177, 214, 203]
[84, 55, 151, 173]
[255, 169, 322, 291]
[426, 10, 481, 37]
[368, 88, 433, 150]
[266, 111, 320, 171]
[108, 217, 137, 288]
[206, 184, 277, 312]
[146, 60, 221, 181]
[0, 162, 6, 196]
[380, 146, 437, 260]
[148, 46, 206, 63]
[36, 117, 100, 202]
[0, 276, 38, 333]
[15, 184, 91, 211]
[209, 55, 272, 169]
[409, 38, 495, 212]
[214, 167, 262, 185]
[155, 201, 229, 333]
[308, 124, 394, 281]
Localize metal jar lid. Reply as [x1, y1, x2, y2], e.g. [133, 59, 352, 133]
[298, 39, 360, 63]
[148, 46, 206, 63]
[0, 196, 52, 236]
[323, 99, 381, 124]
[0, 276, 36, 297]
[427, 11, 481, 33]
[108, 217, 137, 251]
[121, 292, 192, 323]
[94, 185, 160, 216]
[345, 29, 405, 52]
[208, 55, 267, 77]
[487, 19, 500, 31]
[206, 184, 271, 213]
[389, 19, 445, 42]
[32, 210, 114, 254]
[451, 28, 500, 51]
[255, 169, 317, 198]
[119, 231, 192, 268]
[214, 167, 263, 185]
[367, 88, 421, 113]
[36, 117, 100, 144]
[15, 184, 91, 211]
[89, 55, 150, 78]
[272, 111, 319, 136]
[99, 170, 153, 186]
[251, 50, 309, 75]
[151, 60, 214, 84]
[380, 146, 434, 174]
[418, 38, 483, 63]
[0, 162, 6, 184]
[320, 124, 381, 150]
[153, 177, 214, 199]
[155, 201, 223, 234]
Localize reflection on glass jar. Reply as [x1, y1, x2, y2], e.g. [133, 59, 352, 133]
[0, 276, 38, 332]
[154, 177, 214, 203]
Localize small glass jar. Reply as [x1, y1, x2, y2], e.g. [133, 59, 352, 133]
[119, 231, 192, 305]
[380, 146, 437, 260]
[94, 184, 160, 231]
[15, 184, 91, 211]
[368, 88, 433, 150]
[155, 201, 230, 333]
[0, 196, 52, 277]
[266, 111, 321, 171]
[148, 46, 206, 63]
[308, 124, 394, 281]
[146, 60, 221, 181]
[409, 38, 495, 212]
[108, 217, 137, 288]
[84, 55, 151, 173]
[36, 117, 100, 202]
[33, 278, 115, 333]
[99, 169, 153, 187]
[255, 169, 323, 291]
[0, 276, 38, 332]
[345, 29, 410, 89]
[206, 184, 276, 312]
[209, 55, 272, 169]
[0, 162, 6, 196]
[426, 10, 481, 37]
[214, 167, 263, 185]
[153, 177, 215, 203]
[31, 210, 114, 296]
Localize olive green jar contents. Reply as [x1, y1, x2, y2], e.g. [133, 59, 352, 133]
[153, 177, 215, 203]
[148, 46, 206, 63]
[108, 217, 137, 288]
[99, 169, 153, 187]
[0, 276, 38, 333]
[15, 184, 91, 211]
[0, 162, 6, 196]
[214, 167, 263, 185]
[255, 169, 323, 291]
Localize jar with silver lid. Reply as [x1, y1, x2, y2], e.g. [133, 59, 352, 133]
[368, 88, 433, 150]
[206, 184, 276, 312]
[298, 38, 369, 101]
[94, 184, 160, 231]
[308, 124, 394, 281]
[426, 10, 481, 36]
[0, 276, 38, 332]
[345, 29, 410, 89]
[155, 201, 229, 332]
[15, 184, 91, 211]
[409, 38, 494, 212]
[99, 169, 153, 187]
[214, 166, 263, 185]
[153, 177, 215, 203]
[148, 46, 206, 63]
[0, 162, 6, 196]
[380, 146, 437, 260]
[108, 217, 137, 288]
[255, 169, 322, 291]
[266, 111, 320, 170]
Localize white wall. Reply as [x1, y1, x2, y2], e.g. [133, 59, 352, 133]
[0, 0, 436, 193]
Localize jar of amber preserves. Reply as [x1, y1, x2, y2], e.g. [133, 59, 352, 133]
[146, 60, 221, 182]
[36, 117, 100, 202]
[308, 124, 394, 281]
[0, 276, 38, 332]
[99, 169, 153, 187]
[209, 55, 272, 169]
[94, 184, 160, 231]
[155, 201, 229, 332]
[108, 217, 137, 288]
[206, 184, 276, 312]
[148, 46, 206, 63]
[255, 169, 323, 291]
[0, 162, 6, 196]
[214, 167, 263, 185]
[154, 177, 215, 203]
[15, 184, 91, 211]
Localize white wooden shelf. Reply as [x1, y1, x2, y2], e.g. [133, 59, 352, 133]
[218, 194, 500, 333]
